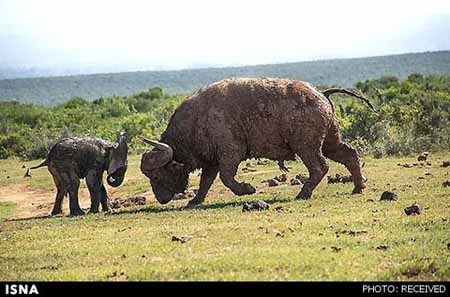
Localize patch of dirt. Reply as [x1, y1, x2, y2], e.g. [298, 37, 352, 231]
[0, 185, 90, 219]
[110, 196, 146, 209]
[401, 264, 437, 278]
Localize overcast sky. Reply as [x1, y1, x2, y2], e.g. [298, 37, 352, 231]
[1, 0, 450, 71]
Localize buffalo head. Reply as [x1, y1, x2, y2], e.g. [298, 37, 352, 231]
[139, 136, 188, 204]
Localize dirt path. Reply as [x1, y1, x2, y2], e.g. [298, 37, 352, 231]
[0, 185, 91, 219]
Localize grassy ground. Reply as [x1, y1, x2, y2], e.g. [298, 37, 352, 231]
[0, 154, 449, 281]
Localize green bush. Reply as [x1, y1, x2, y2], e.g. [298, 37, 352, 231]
[1, 75, 450, 160]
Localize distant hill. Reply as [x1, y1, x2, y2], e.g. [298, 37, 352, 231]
[1, 51, 450, 106]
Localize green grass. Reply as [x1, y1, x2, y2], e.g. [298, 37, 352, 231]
[0, 202, 15, 220]
[0, 154, 449, 280]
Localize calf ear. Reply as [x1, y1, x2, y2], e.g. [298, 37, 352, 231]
[108, 133, 128, 175]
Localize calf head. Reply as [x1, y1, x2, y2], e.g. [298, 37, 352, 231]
[140, 137, 188, 204]
[107, 132, 128, 187]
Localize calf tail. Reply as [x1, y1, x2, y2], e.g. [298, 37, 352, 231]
[28, 159, 49, 170]
[24, 159, 49, 177]
[322, 88, 377, 114]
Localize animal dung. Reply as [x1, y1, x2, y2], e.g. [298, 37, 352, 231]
[404, 204, 421, 216]
[294, 174, 308, 183]
[442, 180, 450, 187]
[110, 196, 146, 209]
[267, 179, 280, 187]
[380, 191, 398, 201]
[274, 174, 287, 182]
[274, 205, 288, 213]
[327, 173, 353, 184]
[242, 200, 270, 212]
[417, 152, 429, 161]
[290, 178, 302, 186]
[171, 235, 192, 243]
[441, 161, 450, 168]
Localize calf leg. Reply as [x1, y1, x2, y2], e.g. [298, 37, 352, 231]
[49, 169, 66, 215]
[323, 142, 366, 194]
[86, 170, 103, 213]
[60, 171, 84, 216]
[100, 185, 110, 212]
[296, 149, 329, 200]
[186, 166, 219, 208]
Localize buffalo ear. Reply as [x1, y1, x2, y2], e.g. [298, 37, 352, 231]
[169, 160, 184, 170]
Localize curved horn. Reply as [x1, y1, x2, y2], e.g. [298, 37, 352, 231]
[139, 136, 173, 160]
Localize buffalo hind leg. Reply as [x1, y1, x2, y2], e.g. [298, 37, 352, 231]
[186, 166, 219, 208]
[61, 171, 84, 216]
[323, 142, 366, 194]
[296, 150, 329, 200]
[219, 160, 256, 196]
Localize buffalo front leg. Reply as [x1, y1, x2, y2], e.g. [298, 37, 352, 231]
[86, 170, 103, 214]
[219, 161, 256, 196]
[61, 171, 84, 216]
[323, 142, 366, 194]
[186, 167, 219, 208]
[296, 150, 329, 200]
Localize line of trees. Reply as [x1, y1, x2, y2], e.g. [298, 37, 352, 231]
[0, 74, 449, 160]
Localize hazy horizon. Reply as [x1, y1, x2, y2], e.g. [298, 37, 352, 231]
[1, 0, 450, 78]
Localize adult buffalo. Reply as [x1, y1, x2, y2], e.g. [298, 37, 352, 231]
[140, 78, 375, 208]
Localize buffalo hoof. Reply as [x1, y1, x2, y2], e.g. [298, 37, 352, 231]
[69, 208, 86, 216]
[296, 189, 312, 200]
[235, 183, 256, 196]
[352, 185, 366, 195]
[184, 199, 203, 209]
[51, 209, 63, 216]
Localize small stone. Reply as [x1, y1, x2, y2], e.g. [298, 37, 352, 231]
[404, 204, 421, 216]
[380, 191, 398, 201]
[242, 200, 270, 212]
